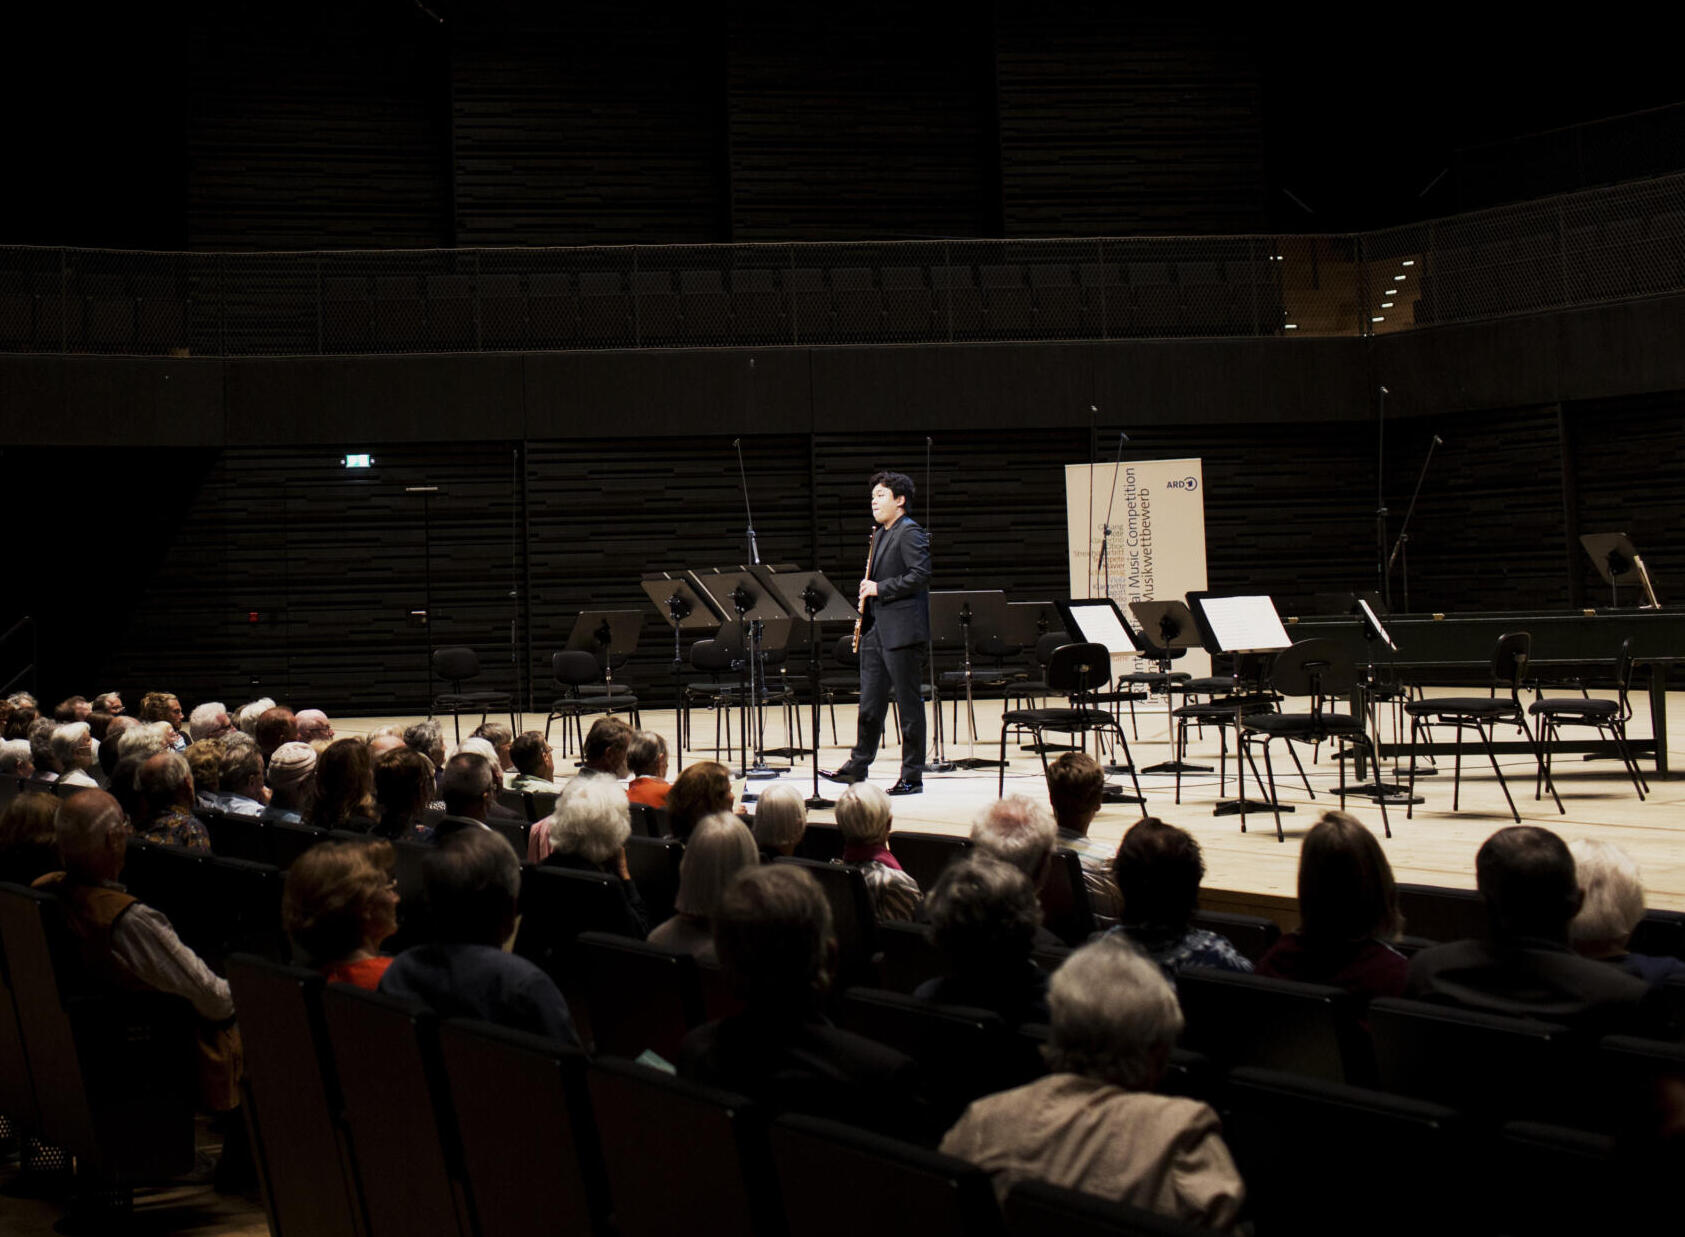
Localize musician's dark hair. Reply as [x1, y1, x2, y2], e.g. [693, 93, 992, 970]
[869, 470, 915, 507]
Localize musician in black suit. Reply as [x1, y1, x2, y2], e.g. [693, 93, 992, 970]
[825, 470, 931, 795]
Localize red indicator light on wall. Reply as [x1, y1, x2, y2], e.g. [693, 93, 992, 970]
[248, 612, 260, 624]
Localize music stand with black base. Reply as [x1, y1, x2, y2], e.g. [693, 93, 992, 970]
[762, 568, 859, 809]
[694, 571, 791, 780]
[1188, 593, 1294, 823]
[1055, 599, 1146, 803]
[1129, 600, 1211, 776]
[1343, 596, 1424, 806]
[641, 574, 722, 777]
[1581, 532, 1662, 609]
[931, 590, 1010, 770]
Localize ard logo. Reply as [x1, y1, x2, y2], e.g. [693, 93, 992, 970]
[1166, 476, 1198, 492]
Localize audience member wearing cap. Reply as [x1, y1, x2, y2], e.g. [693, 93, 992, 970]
[264, 741, 317, 824]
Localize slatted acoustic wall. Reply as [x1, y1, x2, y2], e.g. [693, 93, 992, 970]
[185, 12, 452, 249]
[1566, 392, 1685, 606]
[450, 16, 727, 247]
[992, 10, 1266, 237]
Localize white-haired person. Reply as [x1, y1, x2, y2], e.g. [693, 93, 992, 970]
[941, 936, 1245, 1231]
[236, 698, 276, 738]
[26, 718, 59, 784]
[649, 813, 759, 961]
[540, 775, 650, 937]
[220, 741, 269, 818]
[0, 737, 35, 781]
[295, 709, 335, 744]
[1570, 838, 1685, 984]
[263, 741, 318, 824]
[835, 782, 920, 921]
[626, 730, 671, 808]
[471, 720, 515, 775]
[52, 722, 100, 787]
[188, 701, 234, 744]
[970, 795, 1067, 947]
[751, 781, 808, 860]
[916, 856, 1051, 1027]
[135, 751, 211, 851]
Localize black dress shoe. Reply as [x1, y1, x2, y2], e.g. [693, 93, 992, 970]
[820, 768, 866, 784]
[887, 780, 923, 796]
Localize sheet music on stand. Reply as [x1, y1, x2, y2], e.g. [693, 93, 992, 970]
[1354, 598, 1397, 652]
[1057, 598, 1141, 660]
[1194, 595, 1291, 655]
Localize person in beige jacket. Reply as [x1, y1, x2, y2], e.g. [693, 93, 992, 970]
[940, 936, 1245, 1233]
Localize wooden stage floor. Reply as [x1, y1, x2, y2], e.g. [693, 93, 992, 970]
[347, 685, 1685, 921]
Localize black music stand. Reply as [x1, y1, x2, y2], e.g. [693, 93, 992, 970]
[641, 573, 722, 775]
[1188, 593, 1292, 821]
[1343, 596, 1425, 804]
[763, 567, 858, 808]
[931, 590, 1010, 769]
[565, 610, 644, 692]
[695, 570, 791, 779]
[1056, 598, 1146, 800]
[1581, 532, 1661, 609]
[1002, 600, 1064, 648]
[1130, 600, 1210, 776]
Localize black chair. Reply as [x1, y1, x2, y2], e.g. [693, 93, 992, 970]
[546, 649, 640, 755]
[494, 786, 527, 818]
[1629, 907, 1685, 960]
[1039, 848, 1098, 946]
[1176, 968, 1367, 1084]
[627, 800, 671, 839]
[587, 1057, 780, 1237]
[201, 809, 267, 862]
[1367, 996, 1578, 1124]
[431, 645, 515, 745]
[624, 834, 684, 924]
[1594, 1033, 1685, 1140]
[998, 642, 1145, 805]
[793, 821, 845, 863]
[773, 857, 879, 986]
[1223, 1065, 1472, 1237]
[0, 887, 42, 1137]
[1005, 1178, 1226, 1237]
[1240, 637, 1391, 841]
[1529, 636, 1650, 801]
[225, 955, 362, 1237]
[200, 855, 287, 968]
[437, 1018, 612, 1237]
[486, 816, 529, 855]
[575, 931, 705, 1062]
[771, 1111, 1005, 1237]
[1404, 631, 1562, 822]
[265, 820, 330, 870]
[320, 984, 470, 1237]
[1187, 909, 1280, 965]
[525, 789, 559, 823]
[890, 830, 973, 893]
[513, 866, 647, 981]
[876, 919, 948, 993]
[1496, 1120, 1630, 1234]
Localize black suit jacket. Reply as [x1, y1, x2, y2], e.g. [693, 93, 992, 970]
[864, 515, 931, 650]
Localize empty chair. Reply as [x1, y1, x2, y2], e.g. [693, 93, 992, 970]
[980, 263, 1033, 336]
[1175, 967, 1366, 1084]
[574, 931, 705, 1062]
[997, 643, 1145, 805]
[588, 1057, 780, 1237]
[430, 646, 515, 744]
[1039, 849, 1098, 947]
[545, 649, 640, 753]
[729, 267, 786, 343]
[930, 264, 986, 337]
[786, 267, 830, 340]
[1395, 882, 1487, 944]
[880, 265, 934, 339]
[1026, 263, 1087, 335]
[771, 1112, 1003, 1237]
[515, 865, 647, 979]
[831, 266, 882, 338]
[1529, 637, 1650, 800]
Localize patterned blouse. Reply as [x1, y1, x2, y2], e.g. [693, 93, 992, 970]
[1106, 923, 1253, 983]
[139, 805, 211, 852]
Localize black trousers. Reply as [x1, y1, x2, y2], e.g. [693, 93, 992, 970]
[848, 625, 926, 783]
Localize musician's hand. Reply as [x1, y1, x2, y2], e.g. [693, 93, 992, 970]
[858, 579, 879, 604]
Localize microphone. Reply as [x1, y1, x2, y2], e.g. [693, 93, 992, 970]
[732, 438, 740, 448]
[1432, 434, 1444, 446]
[1379, 386, 1390, 396]
[1119, 431, 1130, 444]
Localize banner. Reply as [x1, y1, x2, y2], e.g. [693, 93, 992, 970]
[1065, 457, 1209, 676]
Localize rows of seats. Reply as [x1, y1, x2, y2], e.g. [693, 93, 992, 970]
[0, 271, 188, 352]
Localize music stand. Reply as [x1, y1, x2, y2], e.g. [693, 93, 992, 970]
[641, 574, 722, 775]
[1187, 592, 1292, 822]
[1581, 532, 1661, 608]
[931, 590, 1009, 768]
[695, 570, 791, 779]
[1056, 598, 1145, 799]
[1340, 595, 1426, 804]
[762, 567, 858, 808]
[1130, 600, 1209, 776]
[1002, 600, 1064, 648]
[565, 610, 644, 689]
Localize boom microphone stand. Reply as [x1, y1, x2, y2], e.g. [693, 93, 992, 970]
[1385, 434, 1444, 615]
[922, 435, 953, 775]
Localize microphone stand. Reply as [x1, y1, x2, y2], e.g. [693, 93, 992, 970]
[405, 484, 440, 714]
[730, 439, 776, 780]
[1375, 385, 1391, 609]
[1385, 434, 1443, 615]
[1095, 431, 1137, 775]
[922, 434, 954, 774]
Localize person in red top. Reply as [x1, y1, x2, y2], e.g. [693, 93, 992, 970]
[280, 839, 400, 990]
[626, 729, 671, 808]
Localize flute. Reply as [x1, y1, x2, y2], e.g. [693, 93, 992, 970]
[852, 527, 878, 653]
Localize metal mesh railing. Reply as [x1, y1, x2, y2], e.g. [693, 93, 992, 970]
[5, 172, 1685, 357]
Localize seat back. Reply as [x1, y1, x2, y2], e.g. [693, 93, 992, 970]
[225, 955, 363, 1237]
[200, 855, 287, 968]
[793, 821, 845, 862]
[575, 931, 705, 1061]
[514, 865, 644, 978]
[1368, 996, 1575, 1123]
[889, 830, 972, 893]
[1046, 642, 1113, 696]
[773, 857, 878, 982]
[1223, 1065, 1471, 1237]
[771, 1112, 1003, 1237]
[1187, 909, 1280, 964]
[432, 645, 482, 685]
[1270, 637, 1357, 701]
[487, 816, 529, 855]
[876, 919, 948, 993]
[1005, 1177, 1220, 1236]
[1395, 882, 1486, 943]
[320, 984, 469, 1237]
[266, 820, 330, 870]
[1492, 630, 1532, 692]
[526, 790, 559, 823]
[1594, 1033, 1685, 1139]
[552, 648, 601, 687]
[627, 800, 671, 839]
[587, 1057, 779, 1237]
[1039, 848, 1097, 945]
[438, 1018, 611, 1237]
[202, 809, 267, 862]
[1176, 968, 1364, 1083]
[0, 882, 43, 1130]
[624, 834, 684, 922]
[494, 787, 527, 818]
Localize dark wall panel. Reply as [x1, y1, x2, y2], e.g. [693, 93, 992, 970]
[1567, 393, 1685, 607]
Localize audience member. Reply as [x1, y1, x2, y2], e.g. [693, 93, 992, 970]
[282, 840, 400, 989]
[135, 751, 211, 851]
[184, 739, 225, 810]
[372, 746, 436, 841]
[53, 695, 92, 723]
[678, 864, 927, 1138]
[52, 722, 100, 787]
[579, 716, 633, 779]
[1109, 818, 1250, 978]
[139, 691, 186, 736]
[0, 738, 34, 780]
[508, 732, 560, 793]
[87, 709, 115, 743]
[255, 706, 299, 759]
[431, 753, 500, 841]
[1047, 752, 1121, 926]
[220, 742, 268, 818]
[236, 698, 276, 737]
[971, 795, 1067, 944]
[916, 856, 1051, 1026]
[404, 718, 448, 777]
[541, 776, 649, 937]
[116, 719, 173, 763]
[1407, 825, 1658, 1038]
[295, 709, 334, 744]
[471, 721, 515, 773]
[3, 704, 38, 742]
[626, 730, 671, 807]
[366, 724, 406, 759]
[1569, 838, 1685, 983]
[379, 828, 578, 1043]
[649, 813, 759, 960]
[751, 781, 807, 859]
[1256, 811, 1406, 1000]
[308, 737, 380, 832]
[0, 792, 60, 886]
[940, 937, 1244, 1230]
[91, 691, 125, 716]
[666, 760, 736, 842]
[27, 717, 60, 783]
[98, 715, 138, 780]
[264, 742, 317, 823]
[188, 702, 234, 743]
[836, 782, 921, 921]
